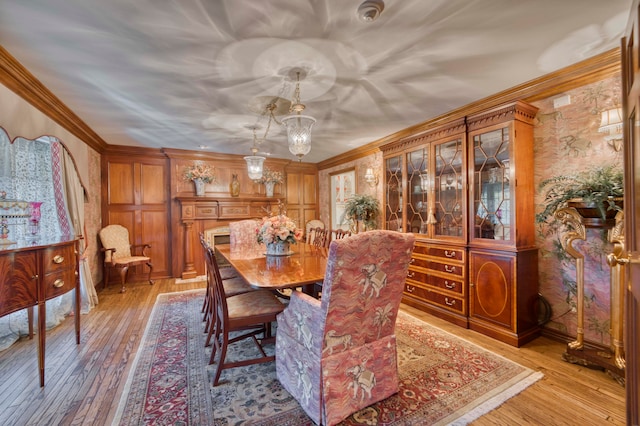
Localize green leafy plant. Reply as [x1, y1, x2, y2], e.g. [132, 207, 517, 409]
[536, 165, 623, 224]
[342, 194, 380, 231]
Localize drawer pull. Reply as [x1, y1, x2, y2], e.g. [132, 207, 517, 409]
[53, 279, 64, 288]
[444, 250, 456, 258]
[444, 280, 455, 289]
[406, 285, 415, 293]
[444, 297, 456, 306]
[407, 271, 415, 278]
[53, 255, 64, 264]
[444, 265, 456, 273]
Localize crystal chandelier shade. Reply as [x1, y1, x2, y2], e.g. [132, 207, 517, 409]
[281, 114, 316, 159]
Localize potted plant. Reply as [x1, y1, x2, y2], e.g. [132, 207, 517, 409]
[342, 194, 380, 232]
[536, 164, 623, 228]
[257, 168, 284, 197]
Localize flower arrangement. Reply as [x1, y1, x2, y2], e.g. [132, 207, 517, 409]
[257, 168, 284, 185]
[256, 214, 303, 245]
[183, 162, 216, 183]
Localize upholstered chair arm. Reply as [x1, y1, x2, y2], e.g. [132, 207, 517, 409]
[277, 290, 325, 354]
[100, 247, 117, 265]
[131, 243, 151, 256]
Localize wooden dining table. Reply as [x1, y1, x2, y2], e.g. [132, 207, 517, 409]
[215, 242, 328, 291]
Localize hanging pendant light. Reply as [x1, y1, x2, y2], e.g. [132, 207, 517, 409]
[281, 71, 316, 160]
[244, 127, 266, 180]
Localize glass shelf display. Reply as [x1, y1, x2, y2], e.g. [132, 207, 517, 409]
[472, 127, 511, 240]
[385, 155, 403, 232]
[434, 138, 464, 238]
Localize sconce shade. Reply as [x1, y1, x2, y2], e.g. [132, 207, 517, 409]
[244, 155, 265, 180]
[364, 167, 378, 186]
[281, 114, 316, 158]
[599, 108, 623, 140]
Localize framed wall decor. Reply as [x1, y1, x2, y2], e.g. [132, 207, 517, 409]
[330, 168, 356, 230]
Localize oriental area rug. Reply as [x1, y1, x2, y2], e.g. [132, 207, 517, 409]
[114, 289, 543, 425]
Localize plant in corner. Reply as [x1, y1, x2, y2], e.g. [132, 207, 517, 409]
[536, 164, 623, 226]
[342, 194, 380, 232]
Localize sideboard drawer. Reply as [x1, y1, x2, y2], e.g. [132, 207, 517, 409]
[44, 268, 77, 300]
[42, 244, 75, 274]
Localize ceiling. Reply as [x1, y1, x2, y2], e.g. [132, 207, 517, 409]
[0, 0, 632, 163]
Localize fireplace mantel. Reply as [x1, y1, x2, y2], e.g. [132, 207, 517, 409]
[176, 196, 280, 278]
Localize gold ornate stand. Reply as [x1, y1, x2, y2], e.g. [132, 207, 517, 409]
[556, 207, 625, 385]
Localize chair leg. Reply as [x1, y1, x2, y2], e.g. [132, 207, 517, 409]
[212, 332, 229, 386]
[146, 262, 154, 285]
[118, 266, 128, 293]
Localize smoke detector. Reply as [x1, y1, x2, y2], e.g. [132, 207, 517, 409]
[357, 0, 384, 23]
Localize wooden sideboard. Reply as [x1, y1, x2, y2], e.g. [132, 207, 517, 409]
[0, 237, 80, 386]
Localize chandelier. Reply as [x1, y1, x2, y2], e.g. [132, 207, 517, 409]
[244, 70, 316, 179]
[281, 71, 316, 160]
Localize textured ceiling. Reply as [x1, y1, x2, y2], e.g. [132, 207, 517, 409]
[0, 0, 632, 163]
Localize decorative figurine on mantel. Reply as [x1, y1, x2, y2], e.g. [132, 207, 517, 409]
[229, 173, 240, 197]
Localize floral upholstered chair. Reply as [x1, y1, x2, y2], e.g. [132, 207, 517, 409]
[229, 219, 261, 251]
[98, 224, 153, 293]
[275, 230, 415, 425]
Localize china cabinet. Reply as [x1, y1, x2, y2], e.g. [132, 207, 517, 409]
[382, 101, 540, 346]
[382, 118, 469, 326]
[467, 101, 539, 346]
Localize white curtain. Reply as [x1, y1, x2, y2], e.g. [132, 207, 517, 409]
[0, 129, 97, 351]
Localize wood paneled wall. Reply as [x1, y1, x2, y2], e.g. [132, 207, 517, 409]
[102, 147, 319, 280]
[100, 148, 172, 283]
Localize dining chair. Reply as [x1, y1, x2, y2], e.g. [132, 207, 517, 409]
[98, 224, 154, 293]
[331, 228, 352, 241]
[206, 245, 285, 386]
[275, 230, 416, 425]
[305, 219, 325, 244]
[311, 227, 329, 248]
[199, 233, 254, 342]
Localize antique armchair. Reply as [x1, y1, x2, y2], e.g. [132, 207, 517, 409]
[98, 224, 154, 293]
[275, 230, 415, 425]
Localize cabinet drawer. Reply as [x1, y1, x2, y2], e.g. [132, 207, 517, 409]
[425, 291, 465, 314]
[430, 275, 464, 295]
[44, 268, 77, 300]
[428, 246, 464, 261]
[404, 283, 465, 314]
[428, 260, 464, 277]
[42, 245, 75, 274]
[406, 268, 429, 283]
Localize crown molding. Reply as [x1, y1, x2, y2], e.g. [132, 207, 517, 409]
[0, 45, 109, 153]
[319, 48, 621, 170]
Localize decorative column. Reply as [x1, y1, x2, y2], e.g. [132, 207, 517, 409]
[555, 207, 586, 349]
[606, 211, 626, 371]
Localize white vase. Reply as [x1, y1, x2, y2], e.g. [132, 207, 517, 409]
[266, 241, 290, 256]
[194, 178, 206, 196]
[265, 181, 275, 197]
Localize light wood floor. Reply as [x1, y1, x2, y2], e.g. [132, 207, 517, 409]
[0, 278, 626, 425]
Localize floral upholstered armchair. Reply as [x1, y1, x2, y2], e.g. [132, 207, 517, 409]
[275, 230, 415, 425]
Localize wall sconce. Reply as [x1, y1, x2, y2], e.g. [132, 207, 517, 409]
[598, 107, 623, 151]
[364, 167, 379, 187]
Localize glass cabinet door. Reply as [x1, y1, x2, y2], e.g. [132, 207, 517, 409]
[385, 155, 403, 231]
[434, 137, 464, 238]
[472, 126, 511, 241]
[406, 147, 429, 234]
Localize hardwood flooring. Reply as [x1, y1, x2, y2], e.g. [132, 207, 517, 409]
[0, 278, 626, 425]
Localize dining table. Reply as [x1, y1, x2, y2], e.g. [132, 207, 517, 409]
[215, 242, 329, 293]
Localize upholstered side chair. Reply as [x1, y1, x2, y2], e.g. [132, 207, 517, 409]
[98, 224, 153, 293]
[275, 230, 416, 425]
